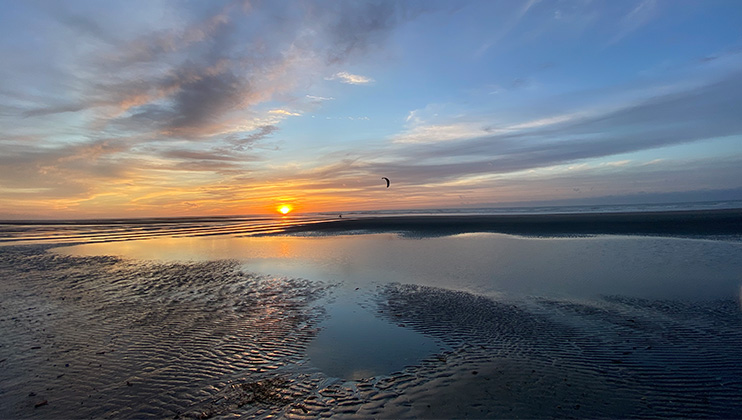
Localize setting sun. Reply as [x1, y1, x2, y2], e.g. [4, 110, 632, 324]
[277, 205, 292, 215]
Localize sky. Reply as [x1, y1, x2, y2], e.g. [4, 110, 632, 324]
[1, 0, 742, 218]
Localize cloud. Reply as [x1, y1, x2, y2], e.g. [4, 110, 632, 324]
[318, 0, 412, 63]
[0, 139, 135, 199]
[162, 68, 247, 134]
[269, 109, 301, 117]
[698, 45, 742, 64]
[475, 0, 539, 56]
[393, 122, 490, 144]
[0, 1, 429, 216]
[160, 148, 243, 162]
[306, 95, 335, 102]
[395, 109, 583, 144]
[8, 1, 412, 143]
[506, 113, 581, 130]
[608, 0, 658, 45]
[326, 71, 375, 85]
[377, 71, 742, 186]
[103, 7, 231, 67]
[228, 125, 279, 151]
[51, 4, 118, 45]
[22, 103, 87, 118]
[5, 0, 738, 216]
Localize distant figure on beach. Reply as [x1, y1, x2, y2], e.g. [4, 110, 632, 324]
[381, 177, 390, 188]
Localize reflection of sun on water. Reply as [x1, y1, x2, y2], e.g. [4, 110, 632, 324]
[278, 205, 292, 215]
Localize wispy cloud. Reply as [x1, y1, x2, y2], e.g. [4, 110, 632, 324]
[475, 0, 539, 56]
[228, 125, 279, 151]
[393, 123, 489, 144]
[269, 109, 301, 117]
[306, 95, 335, 102]
[608, 0, 658, 45]
[318, 1, 412, 63]
[326, 71, 375, 85]
[0, 139, 135, 199]
[395, 109, 583, 144]
[377, 71, 742, 187]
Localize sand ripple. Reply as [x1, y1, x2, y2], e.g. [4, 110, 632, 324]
[357, 284, 742, 418]
[3, 246, 742, 418]
[0, 246, 327, 419]
[190, 283, 742, 419]
[237, 284, 742, 419]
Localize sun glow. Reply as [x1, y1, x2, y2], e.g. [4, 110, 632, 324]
[278, 205, 292, 215]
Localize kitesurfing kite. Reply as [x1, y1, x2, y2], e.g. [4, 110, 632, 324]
[381, 177, 390, 188]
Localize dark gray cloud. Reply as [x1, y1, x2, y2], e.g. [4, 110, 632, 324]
[107, 7, 248, 138]
[163, 68, 247, 134]
[321, 1, 406, 63]
[23, 103, 86, 118]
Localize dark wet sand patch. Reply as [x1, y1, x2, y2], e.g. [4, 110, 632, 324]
[279, 208, 742, 238]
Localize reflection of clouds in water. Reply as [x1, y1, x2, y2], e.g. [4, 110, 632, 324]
[308, 297, 441, 380]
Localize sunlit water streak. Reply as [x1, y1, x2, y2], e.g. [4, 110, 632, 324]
[3, 200, 742, 245]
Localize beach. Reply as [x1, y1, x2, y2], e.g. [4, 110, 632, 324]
[5, 1, 742, 417]
[2, 209, 742, 418]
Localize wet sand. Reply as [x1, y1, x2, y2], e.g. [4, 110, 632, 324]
[2, 212, 742, 418]
[368, 284, 742, 418]
[0, 246, 328, 419]
[281, 208, 742, 238]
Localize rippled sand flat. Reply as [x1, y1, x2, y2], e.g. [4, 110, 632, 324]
[3, 238, 742, 418]
[368, 284, 742, 418]
[0, 246, 328, 419]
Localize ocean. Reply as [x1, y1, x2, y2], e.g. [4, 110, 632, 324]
[1, 201, 742, 418]
[3, 199, 742, 246]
